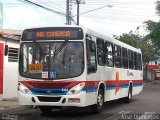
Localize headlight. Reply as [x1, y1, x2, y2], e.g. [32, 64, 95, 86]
[67, 82, 85, 95]
[18, 83, 32, 94]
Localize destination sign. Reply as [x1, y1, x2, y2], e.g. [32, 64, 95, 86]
[36, 31, 71, 38]
[21, 27, 84, 41]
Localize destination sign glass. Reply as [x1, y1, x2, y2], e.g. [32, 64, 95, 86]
[21, 27, 84, 41]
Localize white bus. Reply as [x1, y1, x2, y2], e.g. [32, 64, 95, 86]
[18, 26, 143, 114]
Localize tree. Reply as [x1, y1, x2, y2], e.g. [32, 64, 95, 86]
[114, 29, 156, 64]
[144, 1, 160, 51]
[114, 1, 160, 65]
[114, 30, 140, 48]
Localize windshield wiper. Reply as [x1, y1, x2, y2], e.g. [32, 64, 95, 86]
[54, 40, 68, 55]
[52, 40, 68, 64]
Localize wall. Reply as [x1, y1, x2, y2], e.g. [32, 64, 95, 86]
[143, 69, 155, 81]
[0, 38, 19, 99]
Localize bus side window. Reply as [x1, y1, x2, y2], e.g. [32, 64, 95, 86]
[122, 47, 128, 69]
[134, 52, 138, 70]
[138, 53, 142, 70]
[96, 38, 105, 66]
[114, 45, 122, 68]
[87, 39, 97, 74]
[129, 50, 134, 69]
[105, 41, 114, 67]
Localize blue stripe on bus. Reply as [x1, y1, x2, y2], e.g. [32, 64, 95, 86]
[106, 83, 142, 91]
[106, 86, 116, 90]
[30, 88, 68, 95]
[133, 83, 142, 87]
[30, 83, 142, 95]
[120, 84, 129, 88]
[83, 87, 97, 93]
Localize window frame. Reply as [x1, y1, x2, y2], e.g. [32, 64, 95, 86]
[114, 45, 122, 68]
[138, 53, 142, 70]
[96, 38, 105, 66]
[105, 41, 114, 67]
[128, 50, 134, 69]
[122, 47, 128, 69]
[86, 35, 97, 74]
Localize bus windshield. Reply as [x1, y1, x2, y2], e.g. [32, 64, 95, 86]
[19, 41, 84, 80]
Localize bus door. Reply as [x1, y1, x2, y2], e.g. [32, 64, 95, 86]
[0, 43, 3, 94]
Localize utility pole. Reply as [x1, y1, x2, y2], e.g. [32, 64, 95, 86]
[75, 0, 85, 25]
[67, 0, 85, 25]
[76, 0, 80, 25]
[66, 0, 70, 25]
[66, 0, 72, 25]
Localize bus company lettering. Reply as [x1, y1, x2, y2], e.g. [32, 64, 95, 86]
[127, 70, 133, 76]
[36, 31, 71, 38]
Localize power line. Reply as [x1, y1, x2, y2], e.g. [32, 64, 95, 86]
[85, 1, 154, 4]
[17, 0, 66, 16]
[82, 15, 153, 23]
[47, 0, 66, 10]
[72, 4, 113, 17]
[35, 0, 66, 13]
[12, 0, 77, 25]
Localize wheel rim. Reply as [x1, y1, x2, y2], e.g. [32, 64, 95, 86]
[97, 93, 103, 109]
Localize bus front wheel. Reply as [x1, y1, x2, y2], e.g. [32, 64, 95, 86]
[91, 88, 104, 114]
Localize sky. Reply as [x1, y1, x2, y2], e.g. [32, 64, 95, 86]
[1, 0, 159, 37]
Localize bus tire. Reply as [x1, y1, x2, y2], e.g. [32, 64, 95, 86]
[40, 106, 52, 115]
[91, 88, 104, 114]
[123, 85, 132, 103]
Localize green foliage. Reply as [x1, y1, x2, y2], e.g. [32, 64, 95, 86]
[144, 1, 160, 51]
[144, 20, 160, 50]
[114, 30, 156, 64]
[114, 1, 160, 64]
[114, 31, 140, 48]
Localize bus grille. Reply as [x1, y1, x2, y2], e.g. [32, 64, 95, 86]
[37, 96, 61, 102]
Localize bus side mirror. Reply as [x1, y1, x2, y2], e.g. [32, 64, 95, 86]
[4, 45, 8, 56]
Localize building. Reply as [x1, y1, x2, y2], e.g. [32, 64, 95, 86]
[146, 57, 160, 81]
[0, 29, 22, 100]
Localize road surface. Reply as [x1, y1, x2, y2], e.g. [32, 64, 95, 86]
[0, 82, 160, 120]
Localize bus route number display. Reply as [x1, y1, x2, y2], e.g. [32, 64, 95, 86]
[29, 64, 43, 73]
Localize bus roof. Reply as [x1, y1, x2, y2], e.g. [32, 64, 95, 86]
[23, 25, 141, 53]
[86, 28, 142, 53]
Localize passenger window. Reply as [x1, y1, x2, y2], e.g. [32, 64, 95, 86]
[97, 38, 105, 66]
[138, 53, 142, 70]
[129, 50, 134, 69]
[86, 37, 97, 74]
[122, 47, 128, 69]
[114, 45, 122, 68]
[134, 52, 138, 70]
[105, 42, 114, 67]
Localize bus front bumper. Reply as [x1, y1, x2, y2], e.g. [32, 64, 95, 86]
[18, 91, 87, 107]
